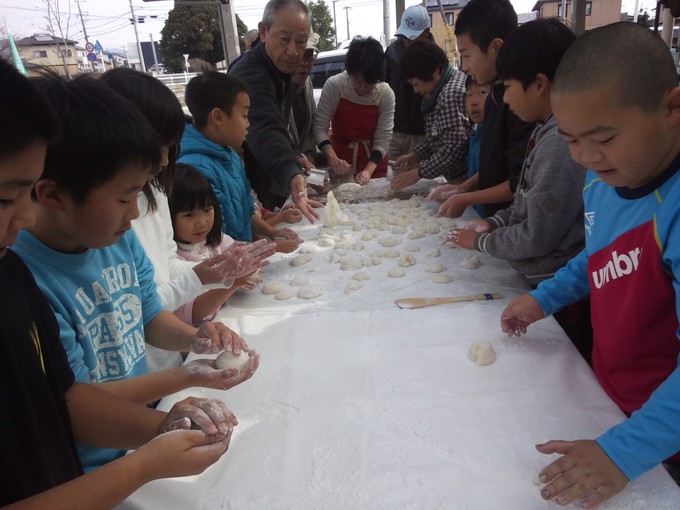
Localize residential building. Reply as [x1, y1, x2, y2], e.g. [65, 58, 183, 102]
[532, 0, 623, 29]
[15, 33, 79, 77]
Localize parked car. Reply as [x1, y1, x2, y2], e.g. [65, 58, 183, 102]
[311, 48, 347, 103]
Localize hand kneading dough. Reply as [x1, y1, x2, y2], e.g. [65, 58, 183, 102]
[388, 267, 405, 278]
[468, 341, 496, 365]
[216, 350, 250, 371]
[461, 254, 481, 269]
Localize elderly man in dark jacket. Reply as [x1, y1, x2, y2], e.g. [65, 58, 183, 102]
[230, 0, 320, 220]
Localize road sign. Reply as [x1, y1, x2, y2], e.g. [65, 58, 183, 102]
[87, 52, 97, 62]
[94, 40, 103, 52]
[85, 42, 94, 52]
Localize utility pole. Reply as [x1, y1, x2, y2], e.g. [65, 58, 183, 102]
[344, 5, 351, 41]
[129, 0, 146, 72]
[332, 0, 338, 48]
[75, 0, 95, 71]
[150, 32, 159, 69]
[382, 0, 389, 47]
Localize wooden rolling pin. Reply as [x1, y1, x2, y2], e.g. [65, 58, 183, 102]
[395, 292, 503, 309]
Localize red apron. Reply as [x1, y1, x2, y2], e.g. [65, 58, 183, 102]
[329, 83, 388, 179]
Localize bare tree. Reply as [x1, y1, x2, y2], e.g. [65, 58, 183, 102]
[43, 0, 74, 78]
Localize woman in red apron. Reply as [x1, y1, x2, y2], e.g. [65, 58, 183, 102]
[313, 37, 395, 185]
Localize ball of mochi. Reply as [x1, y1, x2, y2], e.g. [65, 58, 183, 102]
[383, 248, 400, 259]
[352, 272, 371, 281]
[344, 281, 363, 293]
[261, 282, 283, 295]
[291, 254, 314, 266]
[425, 248, 441, 258]
[318, 238, 335, 247]
[388, 267, 406, 278]
[297, 286, 324, 299]
[468, 341, 496, 365]
[461, 254, 481, 269]
[289, 276, 309, 287]
[340, 258, 363, 271]
[275, 288, 296, 301]
[432, 274, 452, 284]
[425, 263, 445, 273]
[378, 236, 399, 247]
[399, 252, 416, 267]
[216, 350, 250, 371]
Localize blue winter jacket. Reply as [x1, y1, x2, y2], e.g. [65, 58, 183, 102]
[178, 124, 254, 241]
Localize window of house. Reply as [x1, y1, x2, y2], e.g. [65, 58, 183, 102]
[557, 3, 569, 17]
[446, 12, 454, 25]
[32, 50, 48, 58]
[58, 49, 72, 57]
[586, 1, 592, 15]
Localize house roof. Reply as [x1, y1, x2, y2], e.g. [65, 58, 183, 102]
[16, 34, 79, 46]
[425, 0, 471, 10]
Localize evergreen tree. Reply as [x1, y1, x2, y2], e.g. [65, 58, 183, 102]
[306, 0, 336, 51]
[160, 1, 248, 72]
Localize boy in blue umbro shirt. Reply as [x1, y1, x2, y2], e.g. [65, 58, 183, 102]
[501, 22, 680, 507]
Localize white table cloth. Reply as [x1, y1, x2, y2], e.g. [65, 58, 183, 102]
[119, 180, 680, 509]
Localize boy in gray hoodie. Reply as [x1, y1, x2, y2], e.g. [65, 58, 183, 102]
[445, 18, 585, 287]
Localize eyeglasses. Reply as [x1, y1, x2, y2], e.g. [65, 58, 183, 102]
[302, 49, 318, 62]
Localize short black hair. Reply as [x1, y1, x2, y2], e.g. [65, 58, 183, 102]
[454, 0, 517, 53]
[496, 18, 575, 90]
[31, 74, 160, 204]
[399, 40, 449, 82]
[553, 21, 678, 112]
[345, 36, 386, 84]
[0, 58, 59, 161]
[169, 164, 223, 247]
[100, 67, 186, 209]
[185, 72, 249, 129]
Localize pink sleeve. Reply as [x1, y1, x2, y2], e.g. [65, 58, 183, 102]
[173, 300, 196, 325]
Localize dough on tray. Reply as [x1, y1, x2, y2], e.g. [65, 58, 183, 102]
[388, 267, 406, 278]
[468, 341, 496, 365]
[431, 274, 452, 284]
[378, 236, 399, 248]
[424, 263, 445, 273]
[275, 288, 296, 301]
[297, 286, 324, 299]
[340, 258, 363, 271]
[261, 282, 283, 295]
[290, 254, 314, 267]
[461, 254, 481, 269]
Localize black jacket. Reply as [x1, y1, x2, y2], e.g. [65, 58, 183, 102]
[478, 79, 535, 216]
[385, 37, 425, 136]
[229, 42, 302, 209]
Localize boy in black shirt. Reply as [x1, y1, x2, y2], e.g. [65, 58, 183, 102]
[428, 0, 535, 218]
[0, 59, 235, 508]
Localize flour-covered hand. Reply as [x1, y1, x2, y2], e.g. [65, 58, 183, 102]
[191, 322, 248, 354]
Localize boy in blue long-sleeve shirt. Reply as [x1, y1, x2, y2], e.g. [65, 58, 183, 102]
[501, 22, 680, 507]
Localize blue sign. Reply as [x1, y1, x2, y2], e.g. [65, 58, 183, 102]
[87, 52, 97, 62]
[94, 40, 103, 52]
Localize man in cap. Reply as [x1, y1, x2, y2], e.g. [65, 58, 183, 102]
[385, 4, 433, 170]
